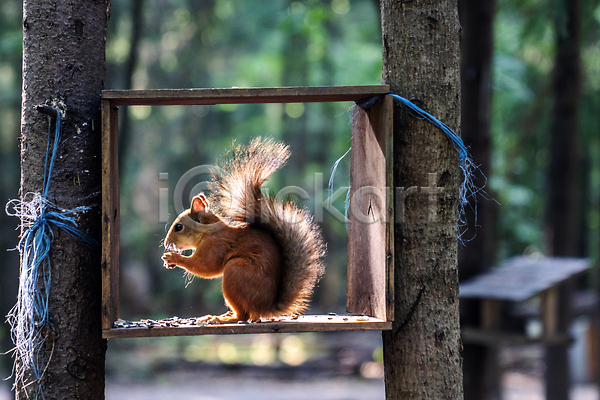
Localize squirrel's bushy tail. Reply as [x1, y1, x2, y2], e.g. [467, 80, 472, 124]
[210, 137, 325, 315]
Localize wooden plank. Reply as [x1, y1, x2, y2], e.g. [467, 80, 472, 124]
[481, 299, 500, 330]
[102, 85, 390, 106]
[102, 315, 392, 339]
[101, 99, 120, 330]
[347, 96, 392, 320]
[587, 322, 599, 379]
[459, 256, 590, 302]
[382, 95, 394, 322]
[543, 286, 559, 338]
[461, 327, 573, 347]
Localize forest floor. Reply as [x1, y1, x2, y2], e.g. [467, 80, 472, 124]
[0, 372, 597, 400]
[103, 371, 598, 400]
[0, 331, 597, 399]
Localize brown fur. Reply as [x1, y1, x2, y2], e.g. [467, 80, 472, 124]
[162, 138, 325, 323]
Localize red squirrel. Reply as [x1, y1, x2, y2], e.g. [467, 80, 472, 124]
[162, 138, 325, 323]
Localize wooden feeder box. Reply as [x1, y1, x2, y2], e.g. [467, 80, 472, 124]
[101, 85, 395, 339]
[460, 256, 590, 346]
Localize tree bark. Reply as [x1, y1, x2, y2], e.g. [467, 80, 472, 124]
[545, 1, 581, 399]
[457, 1, 500, 399]
[380, 1, 463, 399]
[19, 0, 109, 398]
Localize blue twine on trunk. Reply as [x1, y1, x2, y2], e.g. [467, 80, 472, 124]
[356, 94, 482, 242]
[5, 108, 98, 398]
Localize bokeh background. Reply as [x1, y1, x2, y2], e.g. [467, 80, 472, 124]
[1, 1, 600, 399]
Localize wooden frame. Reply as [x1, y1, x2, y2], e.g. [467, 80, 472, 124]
[101, 85, 394, 339]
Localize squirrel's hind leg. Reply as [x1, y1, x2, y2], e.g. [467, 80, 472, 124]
[221, 258, 280, 322]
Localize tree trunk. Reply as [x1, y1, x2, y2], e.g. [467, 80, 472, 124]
[546, 0, 581, 258]
[545, 1, 581, 399]
[380, 1, 464, 399]
[457, 0, 495, 281]
[19, 0, 109, 398]
[118, 0, 144, 164]
[457, 1, 500, 399]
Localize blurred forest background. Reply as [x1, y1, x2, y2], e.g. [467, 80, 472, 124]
[1, 0, 600, 398]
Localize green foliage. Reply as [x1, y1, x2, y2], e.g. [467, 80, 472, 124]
[0, 0, 23, 375]
[1, 0, 600, 347]
[106, 0, 382, 319]
[491, 0, 600, 260]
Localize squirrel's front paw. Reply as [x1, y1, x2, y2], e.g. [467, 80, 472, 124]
[162, 252, 180, 269]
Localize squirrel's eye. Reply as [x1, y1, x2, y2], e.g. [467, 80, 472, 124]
[174, 223, 183, 232]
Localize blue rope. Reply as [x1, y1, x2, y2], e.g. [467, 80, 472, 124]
[6, 108, 98, 398]
[389, 94, 468, 164]
[327, 146, 351, 207]
[356, 94, 483, 241]
[327, 146, 352, 229]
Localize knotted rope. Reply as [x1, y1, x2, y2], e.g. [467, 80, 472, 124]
[5, 106, 98, 398]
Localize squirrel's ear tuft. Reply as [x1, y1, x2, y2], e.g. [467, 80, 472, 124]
[191, 193, 209, 214]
